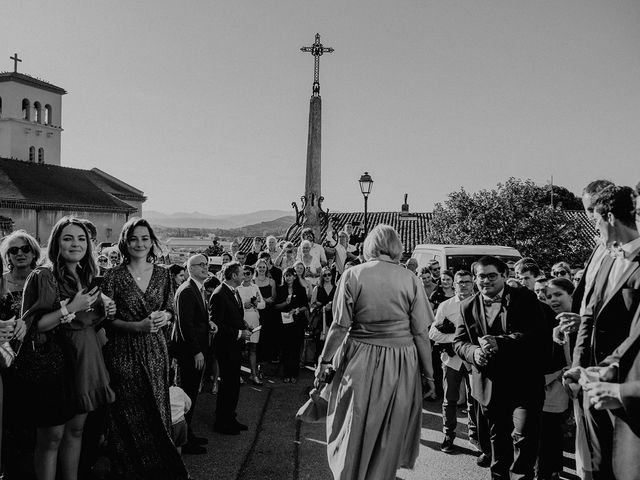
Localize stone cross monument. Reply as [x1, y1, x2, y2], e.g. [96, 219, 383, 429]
[293, 33, 334, 241]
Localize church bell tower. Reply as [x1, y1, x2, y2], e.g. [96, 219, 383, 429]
[0, 54, 66, 165]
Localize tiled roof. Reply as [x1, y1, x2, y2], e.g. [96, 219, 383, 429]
[0, 157, 139, 213]
[238, 210, 596, 257]
[0, 72, 67, 95]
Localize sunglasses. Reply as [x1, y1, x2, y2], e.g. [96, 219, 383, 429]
[243, 271, 252, 276]
[8, 245, 32, 255]
[322, 273, 332, 277]
[553, 270, 568, 276]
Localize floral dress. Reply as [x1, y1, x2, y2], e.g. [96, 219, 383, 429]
[102, 264, 188, 480]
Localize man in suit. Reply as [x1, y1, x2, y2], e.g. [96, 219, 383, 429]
[454, 256, 545, 480]
[210, 261, 252, 435]
[581, 184, 640, 480]
[174, 254, 215, 454]
[564, 185, 640, 479]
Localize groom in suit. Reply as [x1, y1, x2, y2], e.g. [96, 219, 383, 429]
[210, 261, 252, 434]
[174, 254, 215, 454]
[454, 256, 545, 480]
[566, 184, 640, 479]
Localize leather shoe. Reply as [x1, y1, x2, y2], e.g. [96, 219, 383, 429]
[182, 443, 207, 455]
[233, 420, 248, 431]
[191, 436, 208, 445]
[213, 423, 240, 435]
[476, 453, 491, 468]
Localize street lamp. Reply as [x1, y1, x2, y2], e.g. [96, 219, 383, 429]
[358, 171, 374, 238]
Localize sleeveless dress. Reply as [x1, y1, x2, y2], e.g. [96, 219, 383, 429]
[237, 283, 263, 343]
[257, 283, 279, 362]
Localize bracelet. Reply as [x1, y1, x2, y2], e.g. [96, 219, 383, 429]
[320, 359, 332, 365]
[60, 304, 70, 317]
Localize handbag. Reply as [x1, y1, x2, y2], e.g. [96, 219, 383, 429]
[0, 341, 16, 369]
[296, 383, 331, 423]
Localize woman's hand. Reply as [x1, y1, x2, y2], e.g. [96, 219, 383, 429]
[138, 316, 158, 333]
[67, 287, 100, 313]
[13, 317, 26, 341]
[556, 312, 581, 335]
[422, 378, 436, 399]
[105, 300, 117, 318]
[314, 363, 333, 389]
[150, 311, 170, 329]
[0, 318, 16, 342]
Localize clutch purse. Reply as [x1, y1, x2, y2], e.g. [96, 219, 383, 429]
[0, 341, 16, 369]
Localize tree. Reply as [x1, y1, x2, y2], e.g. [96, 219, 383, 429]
[424, 178, 593, 270]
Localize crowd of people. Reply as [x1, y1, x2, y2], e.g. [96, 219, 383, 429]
[0, 179, 638, 480]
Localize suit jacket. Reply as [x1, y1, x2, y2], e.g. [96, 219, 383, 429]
[571, 244, 601, 314]
[209, 283, 246, 350]
[573, 252, 640, 368]
[174, 278, 210, 358]
[453, 285, 545, 407]
[596, 304, 640, 480]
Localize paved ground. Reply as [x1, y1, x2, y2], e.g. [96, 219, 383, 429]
[182, 368, 581, 480]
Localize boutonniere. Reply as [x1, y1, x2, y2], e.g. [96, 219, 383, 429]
[503, 293, 511, 308]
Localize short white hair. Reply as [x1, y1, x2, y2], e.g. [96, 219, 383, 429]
[300, 240, 312, 249]
[362, 224, 403, 262]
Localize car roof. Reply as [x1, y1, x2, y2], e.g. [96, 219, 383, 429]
[413, 244, 521, 255]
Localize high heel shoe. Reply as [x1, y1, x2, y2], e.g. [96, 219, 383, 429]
[251, 375, 263, 386]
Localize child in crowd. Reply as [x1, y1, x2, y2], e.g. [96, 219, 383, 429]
[170, 373, 192, 455]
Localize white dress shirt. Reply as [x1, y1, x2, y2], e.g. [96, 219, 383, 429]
[429, 295, 469, 371]
[603, 236, 640, 299]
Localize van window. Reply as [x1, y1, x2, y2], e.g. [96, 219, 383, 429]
[446, 255, 522, 274]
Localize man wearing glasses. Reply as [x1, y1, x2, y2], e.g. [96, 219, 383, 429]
[429, 270, 487, 460]
[174, 254, 217, 453]
[454, 256, 545, 479]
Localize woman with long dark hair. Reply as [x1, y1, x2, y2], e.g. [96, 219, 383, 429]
[429, 269, 455, 311]
[310, 267, 335, 363]
[102, 218, 188, 480]
[19, 216, 115, 480]
[275, 267, 309, 384]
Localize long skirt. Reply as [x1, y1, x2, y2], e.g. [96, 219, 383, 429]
[326, 338, 422, 480]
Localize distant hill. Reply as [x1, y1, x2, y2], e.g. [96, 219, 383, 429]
[145, 209, 292, 229]
[153, 215, 295, 241]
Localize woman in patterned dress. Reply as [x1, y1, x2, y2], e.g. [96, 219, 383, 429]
[0, 230, 39, 477]
[102, 218, 188, 480]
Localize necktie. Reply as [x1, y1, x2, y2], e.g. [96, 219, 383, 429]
[201, 287, 209, 312]
[234, 290, 243, 310]
[483, 295, 501, 308]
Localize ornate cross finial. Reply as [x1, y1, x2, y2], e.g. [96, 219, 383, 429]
[300, 33, 334, 97]
[10, 53, 22, 73]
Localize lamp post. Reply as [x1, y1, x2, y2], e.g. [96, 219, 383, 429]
[358, 171, 374, 239]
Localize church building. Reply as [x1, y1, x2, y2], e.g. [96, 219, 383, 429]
[0, 55, 145, 243]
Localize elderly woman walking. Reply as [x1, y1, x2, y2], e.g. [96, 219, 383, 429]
[315, 224, 435, 480]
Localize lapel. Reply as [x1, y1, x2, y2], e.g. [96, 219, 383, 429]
[600, 255, 640, 312]
[188, 279, 207, 316]
[590, 255, 615, 307]
[224, 283, 243, 315]
[500, 286, 511, 332]
[471, 293, 487, 337]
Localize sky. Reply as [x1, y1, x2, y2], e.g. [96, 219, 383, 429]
[2, 1, 639, 216]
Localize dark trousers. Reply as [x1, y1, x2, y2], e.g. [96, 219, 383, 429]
[482, 397, 542, 480]
[215, 343, 241, 427]
[474, 398, 492, 456]
[442, 364, 476, 439]
[536, 411, 565, 478]
[583, 395, 615, 479]
[281, 322, 304, 379]
[177, 353, 205, 441]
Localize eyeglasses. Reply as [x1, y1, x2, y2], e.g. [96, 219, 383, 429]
[476, 273, 500, 281]
[322, 273, 332, 278]
[98, 258, 108, 263]
[243, 271, 252, 276]
[456, 280, 473, 285]
[193, 262, 208, 269]
[7, 245, 32, 255]
[552, 270, 568, 277]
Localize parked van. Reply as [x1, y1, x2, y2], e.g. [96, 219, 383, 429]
[411, 244, 522, 274]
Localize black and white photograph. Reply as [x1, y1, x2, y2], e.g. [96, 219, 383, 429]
[0, 1, 639, 479]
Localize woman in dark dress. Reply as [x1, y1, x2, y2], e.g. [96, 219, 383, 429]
[0, 230, 39, 477]
[102, 218, 188, 480]
[275, 267, 309, 383]
[429, 269, 455, 312]
[19, 217, 115, 480]
[255, 259, 278, 369]
[310, 267, 335, 364]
